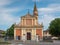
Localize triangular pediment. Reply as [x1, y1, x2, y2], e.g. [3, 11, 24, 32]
[22, 14, 35, 18]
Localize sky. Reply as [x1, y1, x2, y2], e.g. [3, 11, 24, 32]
[0, 0, 60, 31]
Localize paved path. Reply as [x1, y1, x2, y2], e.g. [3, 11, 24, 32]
[10, 40, 60, 45]
[1, 40, 60, 45]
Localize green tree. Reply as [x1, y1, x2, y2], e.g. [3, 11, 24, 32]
[6, 24, 14, 37]
[49, 18, 60, 37]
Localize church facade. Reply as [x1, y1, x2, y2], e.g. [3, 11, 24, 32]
[14, 3, 43, 41]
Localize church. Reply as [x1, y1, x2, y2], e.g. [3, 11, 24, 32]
[14, 3, 43, 41]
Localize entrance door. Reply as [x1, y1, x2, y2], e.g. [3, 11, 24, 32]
[27, 32, 31, 40]
[18, 36, 20, 40]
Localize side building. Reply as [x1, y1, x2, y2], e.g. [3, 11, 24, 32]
[43, 30, 51, 37]
[0, 30, 5, 38]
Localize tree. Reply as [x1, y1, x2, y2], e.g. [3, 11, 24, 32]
[6, 24, 14, 37]
[49, 18, 60, 37]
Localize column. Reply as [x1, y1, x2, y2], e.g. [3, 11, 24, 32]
[36, 34, 39, 41]
[23, 34, 26, 41]
[21, 29, 23, 40]
[25, 19, 26, 26]
[35, 20, 36, 25]
[31, 28, 36, 41]
[23, 29, 26, 41]
[32, 19, 33, 26]
[22, 28, 26, 41]
[42, 28, 43, 40]
[22, 19, 23, 26]
[14, 28, 16, 40]
[35, 28, 36, 40]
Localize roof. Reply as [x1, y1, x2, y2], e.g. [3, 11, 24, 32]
[43, 30, 49, 32]
[33, 2, 37, 11]
[21, 13, 35, 18]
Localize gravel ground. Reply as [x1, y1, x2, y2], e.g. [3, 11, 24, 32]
[0, 40, 60, 45]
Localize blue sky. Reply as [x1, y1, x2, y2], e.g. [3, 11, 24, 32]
[0, 0, 60, 30]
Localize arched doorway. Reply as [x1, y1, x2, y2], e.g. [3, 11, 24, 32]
[27, 32, 31, 40]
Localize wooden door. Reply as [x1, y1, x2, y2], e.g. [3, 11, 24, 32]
[27, 32, 31, 40]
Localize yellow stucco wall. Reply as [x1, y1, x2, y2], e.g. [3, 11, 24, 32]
[31, 29, 36, 40]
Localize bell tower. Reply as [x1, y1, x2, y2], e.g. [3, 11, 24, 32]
[33, 2, 38, 19]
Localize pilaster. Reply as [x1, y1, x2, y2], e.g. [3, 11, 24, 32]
[14, 28, 16, 40]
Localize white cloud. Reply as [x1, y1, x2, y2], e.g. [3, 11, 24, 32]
[0, 13, 19, 24]
[39, 8, 53, 13]
[0, 0, 13, 6]
[38, 4, 60, 30]
[0, 0, 60, 30]
[38, 4, 60, 12]
[0, 13, 20, 30]
[0, 0, 26, 30]
[0, 8, 20, 14]
[0, 7, 20, 30]
[0, 14, 19, 25]
[0, 0, 15, 30]
[38, 15, 55, 30]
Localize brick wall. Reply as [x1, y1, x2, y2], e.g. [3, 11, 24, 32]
[36, 29, 43, 38]
[16, 29, 21, 36]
